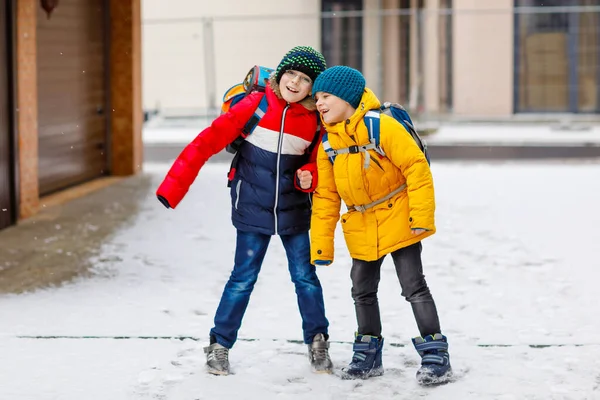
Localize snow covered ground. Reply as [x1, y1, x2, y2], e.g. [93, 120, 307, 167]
[1, 160, 599, 399]
[426, 125, 600, 147]
[143, 116, 600, 146]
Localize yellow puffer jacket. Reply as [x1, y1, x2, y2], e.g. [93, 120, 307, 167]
[310, 88, 436, 263]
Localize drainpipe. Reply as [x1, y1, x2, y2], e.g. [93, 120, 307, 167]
[377, 0, 384, 98]
[203, 17, 217, 117]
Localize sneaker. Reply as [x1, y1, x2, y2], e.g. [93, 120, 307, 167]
[412, 333, 452, 385]
[341, 334, 384, 380]
[204, 342, 230, 375]
[308, 333, 333, 373]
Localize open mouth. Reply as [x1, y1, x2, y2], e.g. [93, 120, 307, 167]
[286, 86, 299, 94]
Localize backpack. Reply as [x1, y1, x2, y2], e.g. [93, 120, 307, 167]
[322, 102, 430, 166]
[221, 65, 273, 154]
[222, 65, 322, 186]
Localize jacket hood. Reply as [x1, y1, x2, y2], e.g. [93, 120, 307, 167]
[321, 87, 381, 145]
[268, 73, 317, 112]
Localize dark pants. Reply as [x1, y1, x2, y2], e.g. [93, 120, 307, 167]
[210, 230, 329, 348]
[351, 242, 441, 338]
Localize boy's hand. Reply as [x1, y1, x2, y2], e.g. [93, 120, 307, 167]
[296, 169, 313, 190]
[411, 228, 428, 235]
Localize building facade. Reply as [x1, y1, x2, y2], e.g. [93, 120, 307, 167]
[324, 0, 600, 117]
[142, 0, 600, 119]
[0, 0, 142, 231]
[141, 0, 321, 117]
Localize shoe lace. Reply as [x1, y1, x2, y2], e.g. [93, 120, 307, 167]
[312, 346, 330, 362]
[211, 346, 229, 362]
[310, 335, 331, 363]
[209, 346, 229, 363]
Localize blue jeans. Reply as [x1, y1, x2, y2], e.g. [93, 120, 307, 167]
[210, 230, 329, 348]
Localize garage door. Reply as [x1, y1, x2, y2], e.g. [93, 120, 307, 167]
[0, 0, 14, 230]
[37, 0, 108, 195]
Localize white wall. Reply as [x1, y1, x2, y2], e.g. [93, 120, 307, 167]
[452, 0, 514, 117]
[362, 0, 382, 97]
[142, 0, 321, 116]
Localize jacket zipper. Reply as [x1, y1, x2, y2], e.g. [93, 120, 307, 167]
[274, 104, 289, 235]
[235, 180, 242, 210]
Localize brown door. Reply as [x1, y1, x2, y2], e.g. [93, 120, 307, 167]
[0, 0, 14, 230]
[37, 0, 108, 195]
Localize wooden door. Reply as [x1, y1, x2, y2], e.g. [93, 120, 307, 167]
[37, 0, 108, 195]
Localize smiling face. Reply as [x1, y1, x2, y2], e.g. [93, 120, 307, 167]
[315, 92, 356, 124]
[278, 70, 313, 103]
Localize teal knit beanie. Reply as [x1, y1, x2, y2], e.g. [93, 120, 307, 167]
[275, 46, 327, 84]
[312, 66, 366, 109]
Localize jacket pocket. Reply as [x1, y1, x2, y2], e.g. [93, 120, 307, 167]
[340, 209, 380, 260]
[340, 210, 367, 252]
[234, 179, 242, 210]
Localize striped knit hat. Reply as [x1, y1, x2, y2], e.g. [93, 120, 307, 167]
[275, 46, 327, 84]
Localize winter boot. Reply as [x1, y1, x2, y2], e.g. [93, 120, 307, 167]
[341, 334, 384, 379]
[412, 333, 452, 385]
[308, 333, 333, 373]
[204, 342, 230, 375]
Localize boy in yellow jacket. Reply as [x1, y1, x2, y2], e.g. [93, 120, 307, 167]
[310, 66, 452, 384]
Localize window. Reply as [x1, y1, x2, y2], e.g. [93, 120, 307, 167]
[321, 0, 363, 70]
[514, 0, 600, 112]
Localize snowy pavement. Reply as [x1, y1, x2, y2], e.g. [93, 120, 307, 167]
[143, 116, 600, 146]
[143, 120, 600, 163]
[1, 160, 599, 399]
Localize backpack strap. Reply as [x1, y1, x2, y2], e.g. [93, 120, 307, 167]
[322, 110, 386, 169]
[321, 133, 336, 164]
[322, 138, 379, 169]
[227, 94, 269, 187]
[363, 110, 386, 158]
[241, 93, 268, 138]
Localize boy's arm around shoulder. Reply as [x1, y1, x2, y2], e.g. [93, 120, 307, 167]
[380, 116, 435, 231]
[156, 92, 264, 209]
[310, 144, 341, 265]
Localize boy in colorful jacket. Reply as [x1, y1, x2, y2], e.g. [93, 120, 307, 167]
[310, 66, 452, 384]
[156, 46, 332, 376]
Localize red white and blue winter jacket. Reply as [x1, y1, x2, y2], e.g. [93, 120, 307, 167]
[156, 80, 321, 236]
